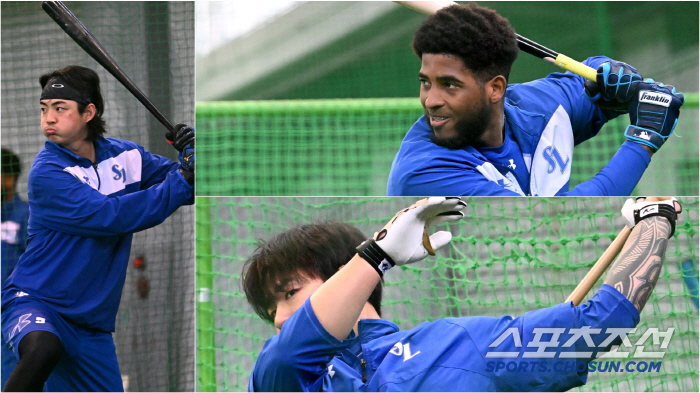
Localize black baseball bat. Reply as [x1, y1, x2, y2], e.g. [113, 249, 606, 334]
[41, 1, 176, 133]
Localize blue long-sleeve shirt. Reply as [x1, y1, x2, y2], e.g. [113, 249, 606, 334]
[387, 56, 651, 196]
[1, 137, 193, 332]
[250, 285, 639, 391]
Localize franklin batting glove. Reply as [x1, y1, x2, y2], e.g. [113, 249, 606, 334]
[356, 197, 466, 277]
[584, 60, 643, 111]
[625, 79, 684, 150]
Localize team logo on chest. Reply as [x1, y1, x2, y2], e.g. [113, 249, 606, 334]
[507, 159, 517, 170]
[542, 144, 570, 174]
[112, 164, 126, 182]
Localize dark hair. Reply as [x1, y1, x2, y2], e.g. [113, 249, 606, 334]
[412, 3, 519, 83]
[39, 65, 107, 141]
[242, 221, 383, 324]
[1, 148, 21, 178]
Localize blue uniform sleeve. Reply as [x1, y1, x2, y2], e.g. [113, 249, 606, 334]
[515, 56, 622, 145]
[28, 160, 193, 237]
[251, 298, 350, 392]
[562, 141, 651, 196]
[458, 284, 639, 391]
[139, 148, 181, 190]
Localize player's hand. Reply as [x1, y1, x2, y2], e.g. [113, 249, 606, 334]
[356, 197, 466, 276]
[621, 197, 681, 238]
[166, 124, 195, 152]
[624, 80, 684, 151]
[584, 60, 643, 111]
[179, 146, 195, 174]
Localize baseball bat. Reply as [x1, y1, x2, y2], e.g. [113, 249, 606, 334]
[566, 226, 631, 306]
[394, 1, 597, 81]
[41, 1, 176, 133]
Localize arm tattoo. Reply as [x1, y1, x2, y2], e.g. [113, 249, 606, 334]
[604, 216, 671, 312]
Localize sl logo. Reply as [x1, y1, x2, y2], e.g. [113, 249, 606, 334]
[542, 145, 570, 174]
[389, 342, 420, 361]
[112, 164, 126, 182]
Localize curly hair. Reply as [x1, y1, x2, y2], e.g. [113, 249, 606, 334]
[40, 65, 107, 142]
[242, 221, 383, 325]
[412, 3, 519, 83]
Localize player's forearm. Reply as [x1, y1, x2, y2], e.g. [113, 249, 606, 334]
[309, 254, 381, 340]
[566, 141, 650, 196]
[604, 216, 670, 312]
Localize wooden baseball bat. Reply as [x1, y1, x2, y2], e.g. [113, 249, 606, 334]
[566, 226, 632, 306]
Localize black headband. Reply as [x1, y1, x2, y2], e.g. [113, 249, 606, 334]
[40, 76, 91, 106]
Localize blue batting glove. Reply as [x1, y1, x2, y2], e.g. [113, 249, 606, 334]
[625, 79, 684, 151]
[584, 60, 643, 111]
[179, 143, 194, 175]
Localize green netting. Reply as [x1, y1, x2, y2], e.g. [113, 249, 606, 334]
[196, 197, 699, 392]
[2, 2, 194, 391]
[196, 95, 698, 196]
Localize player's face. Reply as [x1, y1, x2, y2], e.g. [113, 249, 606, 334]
[268, 273, 324, 334]
[419, 53, 492, 149]
[40, 99, 92, 150]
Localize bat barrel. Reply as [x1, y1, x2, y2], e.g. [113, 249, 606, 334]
[41, 1, 175, 132]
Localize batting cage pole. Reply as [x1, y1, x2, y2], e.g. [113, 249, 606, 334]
[196, 197, 217, 391]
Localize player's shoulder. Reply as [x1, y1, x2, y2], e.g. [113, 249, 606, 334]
[505, 56, 611, 113]
[101, 137, 144, 153]
[29, 143, 71, 172]
[389, 118, 493, 195]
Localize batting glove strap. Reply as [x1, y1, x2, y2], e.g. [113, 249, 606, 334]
[624, 125, 669, 151]
[622, 199, 678, 238]
[356, 238, 395, 277]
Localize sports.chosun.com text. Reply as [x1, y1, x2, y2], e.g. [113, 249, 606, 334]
[485, 360, 662, 373]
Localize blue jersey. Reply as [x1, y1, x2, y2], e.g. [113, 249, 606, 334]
[250, 285, 639, 391]
[1, 137, 193, 332]
[387, 56, 651, 196]
[1, 194, 29, 284]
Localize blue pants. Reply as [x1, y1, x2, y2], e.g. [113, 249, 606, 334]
[2, 296, 123, 391]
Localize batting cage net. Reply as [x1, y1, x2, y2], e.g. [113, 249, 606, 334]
[2, 2, 194, 391]
[196, 196, 699, 392]
[196, 96, 699, 196]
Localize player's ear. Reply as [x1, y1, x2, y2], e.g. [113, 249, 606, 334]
[337, 264, 346, 272]
[82, 103, 96, 123]
[486, 75, 507, 104]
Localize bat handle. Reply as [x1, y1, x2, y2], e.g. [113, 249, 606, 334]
[546, 54, 597, 82]
[566, 226, 632, 306]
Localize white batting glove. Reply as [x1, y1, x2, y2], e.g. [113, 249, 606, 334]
[621, 197, 681, 238]
[356, 197, 466, 276]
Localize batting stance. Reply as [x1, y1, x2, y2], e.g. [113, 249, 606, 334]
[387, 3, 684, 196]
[0, 65, 195, 392]
[243, 197, 680, 391]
